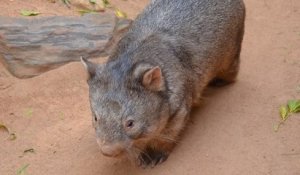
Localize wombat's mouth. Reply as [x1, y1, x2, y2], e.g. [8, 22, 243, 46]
[99, 146, 126, 158]
[101, 150, 125, 158]
[97, 139, 127, 158]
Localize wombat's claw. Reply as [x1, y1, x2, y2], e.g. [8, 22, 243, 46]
[152, 152, 168, 166]
[137, 153, 151, 168]
[138, 151, 169, 168]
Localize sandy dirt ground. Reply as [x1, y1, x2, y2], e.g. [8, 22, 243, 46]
[0, 0, 300, 175]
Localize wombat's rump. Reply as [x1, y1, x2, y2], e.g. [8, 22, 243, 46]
[82, 0, 245, 167]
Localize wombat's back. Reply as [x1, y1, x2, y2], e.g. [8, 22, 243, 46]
[131, 0, 244, 46]
[109, 0, 245, 106]
[115, 0, 245, 76]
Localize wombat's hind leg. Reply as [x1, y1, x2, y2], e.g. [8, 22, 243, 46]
[209, 58, 240, 87]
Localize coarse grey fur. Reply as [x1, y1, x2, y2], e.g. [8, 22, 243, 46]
[82, 0, 245, 167]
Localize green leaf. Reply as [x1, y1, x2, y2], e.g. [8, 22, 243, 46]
[78, 9, 98, 15]
[279, 106, 289, 121]
[20, 10, 40, 16]
[102, 0, 110, 6]
[89, 0, 97, 4]
[273, 123, 280, 132]
[24, 108, 33, 117]
[287, 100, 300, 113]
[16, 164, 30, 175]
[62, 0, 70, 5]
[61, 0, 71, 8]
[59, 112, 65, 120]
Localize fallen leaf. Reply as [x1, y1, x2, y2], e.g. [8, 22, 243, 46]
[78, 9, 98, 15]
[279, 106, 289, 121]
[9, 132, 17, 140]
[16, 164, 29, 175]
[24, 108, 33, 117]
[89, 0, 97, 4]
[61, 0, 71, 8]
[20, 10, 40, 16]
[0, 123, 9, 133]
[0, 122, 16, 140]
[273, 123, 282, 132]
[19, 148, 35, 158]
[24, 148, 35, 154]
[102, 0, 110, 7]
[59, 112, 65, 120]
[115, 9, 127, 18]
[276, 99, 300, 132]
[287, 100, 300, 113]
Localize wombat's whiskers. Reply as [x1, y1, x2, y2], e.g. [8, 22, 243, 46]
[143, 133, 179, 144]
[126, 147, 139, 163]
[156, 134, 179, 144]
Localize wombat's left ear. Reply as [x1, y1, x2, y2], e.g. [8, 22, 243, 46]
[80, 57, 97, 79]
[142, 66, 165, 91]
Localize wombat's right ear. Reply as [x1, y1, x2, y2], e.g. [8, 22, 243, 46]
[80, 57, 97, 79]
[134, 64, 165, 91]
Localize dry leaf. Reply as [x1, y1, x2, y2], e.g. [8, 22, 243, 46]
[20, 10, 40, 16]
[115, 9, 127, 18]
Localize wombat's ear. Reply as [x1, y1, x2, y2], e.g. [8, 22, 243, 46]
[80, 57, 97, 79]
[142, 66, 165, 91]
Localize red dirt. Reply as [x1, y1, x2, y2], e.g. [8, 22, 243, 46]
[1, 0, 300, 175]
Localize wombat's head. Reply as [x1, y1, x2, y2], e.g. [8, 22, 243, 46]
[81, 57, 170, 158]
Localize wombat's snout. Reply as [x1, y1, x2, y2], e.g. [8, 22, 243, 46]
[97, 140, 124, 157]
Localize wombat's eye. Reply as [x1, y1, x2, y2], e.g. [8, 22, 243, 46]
[125, 120, 135, 128]
[94, 116, 98, 121]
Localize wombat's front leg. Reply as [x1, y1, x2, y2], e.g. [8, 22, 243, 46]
[137, 109, 189, 167]
[137, 140, 175, 168]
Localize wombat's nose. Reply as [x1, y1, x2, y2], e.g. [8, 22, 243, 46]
[100, 144, 123, 157]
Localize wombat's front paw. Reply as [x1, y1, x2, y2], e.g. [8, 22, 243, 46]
[137, 149, 169, 168]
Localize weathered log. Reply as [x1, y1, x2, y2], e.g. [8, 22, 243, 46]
[0, 14, 131, 78]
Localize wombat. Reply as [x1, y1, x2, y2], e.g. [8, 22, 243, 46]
[81, 0, 245, 167]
